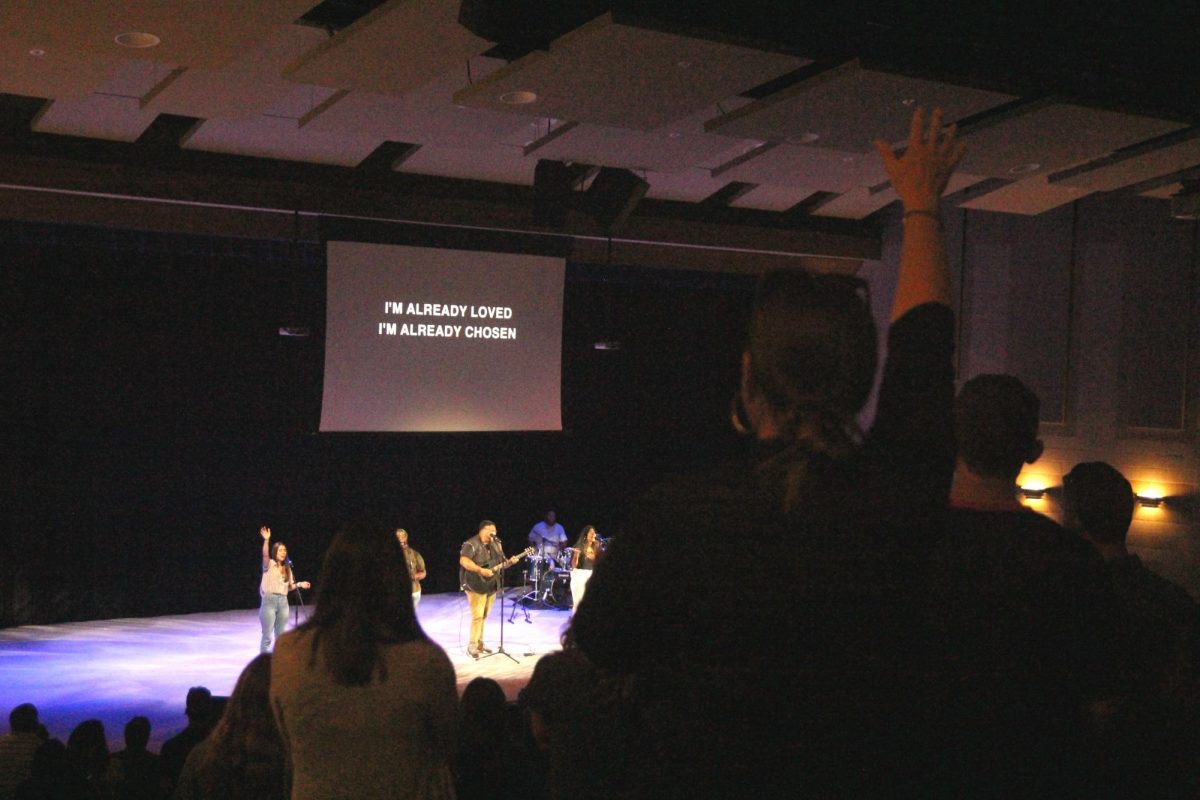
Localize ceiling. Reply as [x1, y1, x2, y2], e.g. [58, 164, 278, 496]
[0, 0, 1198, 247]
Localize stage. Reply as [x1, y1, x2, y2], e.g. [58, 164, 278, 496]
[0, 592, 570, 749]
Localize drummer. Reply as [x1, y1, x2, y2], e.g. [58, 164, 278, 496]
[528, 509, 568, 559]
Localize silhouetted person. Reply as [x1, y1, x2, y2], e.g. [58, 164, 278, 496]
[158, 687, 213, 796]
[926, 374, 1118, 797]
[453, 678, 521, 800]
[66, 720, 111, 799]
[568, 108, 962, 798]
[1062, 461, 1200, 798]
[110, 716, 160, 800]
[174, 654, 286, 800]
[0, 704, 43, 800]
[15, 739, 89, 800]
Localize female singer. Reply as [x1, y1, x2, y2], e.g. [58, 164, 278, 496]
[259, 526, 310, 654]
[569, 525, 601, 614]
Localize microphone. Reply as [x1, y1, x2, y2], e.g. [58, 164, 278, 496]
[285, 558, 294, 568]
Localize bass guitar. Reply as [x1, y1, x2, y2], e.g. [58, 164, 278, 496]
[462, 546, 534, 594]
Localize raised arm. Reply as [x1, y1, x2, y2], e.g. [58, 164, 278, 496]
[260, 526, 271, 570]
[875, 107, 964, 321]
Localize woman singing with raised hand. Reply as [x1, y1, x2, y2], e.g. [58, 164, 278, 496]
[569, 525, 601, 614]
[259, 526, 310, 654]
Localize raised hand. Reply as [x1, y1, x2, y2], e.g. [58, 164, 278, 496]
[260, 526, 271, 540]
[874, 107, 964, 213]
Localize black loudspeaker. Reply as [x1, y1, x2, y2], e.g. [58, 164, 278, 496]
[586, 167, 649, 232]
[533, 160, 576, 228]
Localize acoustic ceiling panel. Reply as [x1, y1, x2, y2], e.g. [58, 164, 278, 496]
[730, 184, 821, 212]
[812, 172, 988, 219]
[705, 61, 1017, 152]
[182, 115, 383, 168]
[1141, 183, 1182, 200]
[0, 36, 126, 100]
[302, 61, 533, 148]
[144, 25, 329, 119]
[715, 143, 889, 194]
[529, 120, 740, 174]
[397, 143, 537, 186]
[1049, 132, 1200, 194]
[284, 0, 492, 98]
[454, 12, 807, 131]
[643, 168, 737, 204]
[0, 0, 315, 69]
[32, 94, 158, 142]
[957, 103, 1187, 180]
[958, 175, 1089, 215]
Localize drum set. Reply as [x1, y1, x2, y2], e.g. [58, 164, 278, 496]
[513, 547, 574, 610]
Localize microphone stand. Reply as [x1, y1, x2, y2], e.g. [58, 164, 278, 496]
[288, 561, 306, 627]
[479, 540, 519, 664]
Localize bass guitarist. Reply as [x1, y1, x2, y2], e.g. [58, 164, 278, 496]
[459, 520, 525, 659]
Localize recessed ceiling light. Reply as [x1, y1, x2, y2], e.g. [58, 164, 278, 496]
[28, 48, 45, 57]
[901, 98, 917, 107]
[1009, 162, 1041, 175]
[499, 90, 537, 105]
[667, 131, 684, 140]
[114, 31, 161, 48]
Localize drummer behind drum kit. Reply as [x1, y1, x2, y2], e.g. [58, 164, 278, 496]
[514, 547, 575, 610]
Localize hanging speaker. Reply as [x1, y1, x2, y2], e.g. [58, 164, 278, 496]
[533, 160, 577, 228]
[586, 167, 649, 232]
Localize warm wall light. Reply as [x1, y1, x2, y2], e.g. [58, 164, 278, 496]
[1019, 486, 1047, 500]
[1135, 491, 1164, 508]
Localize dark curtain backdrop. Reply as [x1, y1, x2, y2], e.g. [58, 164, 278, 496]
[1, 220, 755, 626]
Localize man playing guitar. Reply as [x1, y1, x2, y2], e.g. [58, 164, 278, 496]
[459, 520, 529, 659]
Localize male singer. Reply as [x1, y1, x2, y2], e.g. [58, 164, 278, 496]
[459, 520, 510, 659]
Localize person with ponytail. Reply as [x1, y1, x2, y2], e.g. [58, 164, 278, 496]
[566, 108, 962, 799]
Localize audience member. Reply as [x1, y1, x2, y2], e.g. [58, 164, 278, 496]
[158, 687, 213, 795]
[567, 108, 961, 797]
[1062, 460, 1200, 798]
[15, 739, 89, 800]
[520, 651, 626, 800]
[109, 716, 159, 800]
[270, 518, 458, 799]
[452, 678, 521, 800]
[174, 654, 286, 800]
[925, 374, 1119, 796]
[66, 720, 111, 799]
[0, 705, 43, 800]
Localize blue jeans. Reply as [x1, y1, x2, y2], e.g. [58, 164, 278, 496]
[260, 592, 289, 653]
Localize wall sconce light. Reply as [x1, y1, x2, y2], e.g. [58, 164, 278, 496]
[1135, 492, 1164, 508]
[1018, 485, 1047, 501]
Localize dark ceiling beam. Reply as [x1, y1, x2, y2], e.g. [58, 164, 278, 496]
[701, 181, 757, 210]
[0, 148, 879, 264]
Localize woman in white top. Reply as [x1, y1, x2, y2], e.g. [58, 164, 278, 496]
[259, 526, 310, 653]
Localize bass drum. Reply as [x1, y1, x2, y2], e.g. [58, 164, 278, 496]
[548, 569, 573, 609]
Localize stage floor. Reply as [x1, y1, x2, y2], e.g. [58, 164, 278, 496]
[0, 592, 570, 750]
